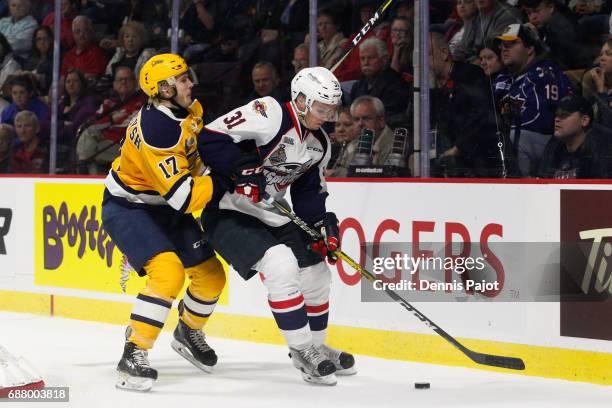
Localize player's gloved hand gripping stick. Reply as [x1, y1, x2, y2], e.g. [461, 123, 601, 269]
[261, 193, 526, 371]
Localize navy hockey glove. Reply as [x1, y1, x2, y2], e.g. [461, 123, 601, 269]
[311, 212, 340, 264]
[233, 154, 266, 203]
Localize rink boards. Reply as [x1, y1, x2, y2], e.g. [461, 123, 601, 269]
[0, 176, 611, 385]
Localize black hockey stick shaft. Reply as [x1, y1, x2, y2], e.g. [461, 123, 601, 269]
[329, 0, 396, 73]
[267, 197, 525, 371]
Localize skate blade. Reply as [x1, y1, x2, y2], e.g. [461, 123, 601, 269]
[116, 371, 154, 392]
[171, 340, 213, 373]
[300, 370, 337, 386]
[336, 366, 357, 376]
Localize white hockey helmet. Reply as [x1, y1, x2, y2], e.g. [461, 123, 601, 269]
[291, 66, 342, 121]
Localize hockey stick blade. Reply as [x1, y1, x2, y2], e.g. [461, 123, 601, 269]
[265, 196, 526, 371]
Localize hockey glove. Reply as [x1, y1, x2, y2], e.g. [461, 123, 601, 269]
[233, 154, 266, 203]
[311, 212, 340, 264]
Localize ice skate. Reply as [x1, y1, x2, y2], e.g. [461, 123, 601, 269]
[289, 345, 337, 386]
[316, 344, 356, 375]
[116, 340, 157, 392]
[171, 320, 217, 373]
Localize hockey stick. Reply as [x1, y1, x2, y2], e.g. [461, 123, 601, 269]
[329, 0, 396, 73]
[264, 196, 526, 371]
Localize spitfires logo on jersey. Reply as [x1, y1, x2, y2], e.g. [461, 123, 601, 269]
[253, 100, 268, 118]
[264, 159, 314, 191]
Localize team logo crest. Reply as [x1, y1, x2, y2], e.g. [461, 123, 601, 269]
[253, 100, 268, 118]
[269, 144, 287, 165]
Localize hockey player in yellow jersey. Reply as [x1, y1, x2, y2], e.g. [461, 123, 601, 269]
[101, 54, 229, 392]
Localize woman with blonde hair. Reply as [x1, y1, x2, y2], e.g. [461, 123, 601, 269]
[582, 38, 612, 128]
[105, 21, 155, 80]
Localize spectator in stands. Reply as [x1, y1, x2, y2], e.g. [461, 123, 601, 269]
[41, 0, 76, 50]
[291, 43, 309, 74]
[521, 0, 588, 69]
[326, 107, 359, 177]
[105, 21, 155, 81]
[448, 0, 479, 60]
[349, 95, 399, 168]
[494, 23, 572, 176]
[583, 38, 612, 128]
[454, 0, 522, 63]
[478, 42, 505, 81]
[333, 1, 381, 82]
[60, 15, 108, 80]
[21, 26, 52, 95]
[0, 0, 38, 60]
[40, 68, 96, 150]
[0, 123, 13, 172]
[246, 61, 288, 103]
[180, 0, 217, 62]
[389, 16, 413, 76]
[349, 37, 411, 128]
[430, 32, 504, 177]
[1, 74, 48, 126]
[314, 10, 347, 70]
[0, 32, 20, 96]
[75, 66, 145, 174]
[537, 94, 612, 178]
[10, 109, 48, 173]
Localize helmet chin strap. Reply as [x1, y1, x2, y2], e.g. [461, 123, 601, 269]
[291, 100, 319, 130]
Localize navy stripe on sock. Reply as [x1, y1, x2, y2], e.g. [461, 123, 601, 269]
[131, 313, 164, 329]
[307, 313, 329, 331]
[186, 289, 217, 305]
[136, 293, 172, 308]
[271, 305, 308, 331]
[184, 303, 212, 318]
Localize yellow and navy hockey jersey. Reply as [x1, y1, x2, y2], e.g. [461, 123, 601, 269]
[104, 99, 215, 213]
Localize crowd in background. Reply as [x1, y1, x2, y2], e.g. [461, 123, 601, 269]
[0, 0, 611, 179]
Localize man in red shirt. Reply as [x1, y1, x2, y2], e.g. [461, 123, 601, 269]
[60, 15, 108, 80]
[75, 65, 145, 174]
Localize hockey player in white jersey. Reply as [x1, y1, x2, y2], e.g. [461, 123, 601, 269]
[198, 66, 355, 386]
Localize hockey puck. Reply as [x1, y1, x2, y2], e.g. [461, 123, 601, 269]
[414, 382, 430, 389]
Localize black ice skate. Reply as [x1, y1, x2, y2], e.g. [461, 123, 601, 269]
[171, 320, 217, 373]
[116, 340, 158, 392]
[316, 344, 356, 375]
[289, 345, 337, 386]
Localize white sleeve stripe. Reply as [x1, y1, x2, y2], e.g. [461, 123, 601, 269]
[166, 176, 193, 211]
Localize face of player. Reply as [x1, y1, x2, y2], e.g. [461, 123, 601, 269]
[500, 40, 530, 73]
[526, 3, 554, 29]
[479, 47, 502, 76]
[172, 72, 194, 108]
[554, 111, 589, 139]
[599, 43, 612, 75]
[304, 101, 339, 130]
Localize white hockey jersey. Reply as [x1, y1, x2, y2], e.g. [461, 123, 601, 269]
[199, 97, 331, 227]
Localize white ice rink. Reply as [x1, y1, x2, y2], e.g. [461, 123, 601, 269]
[0, 311, 610, 408]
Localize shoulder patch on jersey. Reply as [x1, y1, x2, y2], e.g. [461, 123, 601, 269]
[252, 99, 268, 118]
[139, 106, 182, 149]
